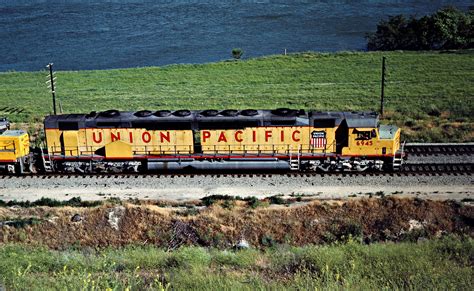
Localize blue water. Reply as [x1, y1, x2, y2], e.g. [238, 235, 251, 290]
[0, 0, 471, 71]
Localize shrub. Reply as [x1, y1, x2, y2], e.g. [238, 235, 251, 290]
[104, 245, 170, 270]
[0, 197, 101, 208]
[201, 195, 235, 207]
[231, 48, 243, 60]
[168, 247, 211, 269]
[244, 196, 261, 209]
[261, 235, 276, 247]
[267, 195, 286, 205]
[1, 218, 42, 228]
[221, 199, 235, 210]
[325, 220, 364, 243]
[212, 249, 258, 268]
[427, 105, 441, 117]
[177, 207, 200, 216]
[404, 119, 415, 127]
[374, 191, 385, 198]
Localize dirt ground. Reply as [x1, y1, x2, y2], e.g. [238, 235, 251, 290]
[1, 186, 471, 202]
[0, 197, 472, 249]
[1, 174, 472, 202]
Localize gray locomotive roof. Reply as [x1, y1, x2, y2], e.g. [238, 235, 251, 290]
[44, 109, 380, 129]
[308, 111, 379, 128]
[309, 111, 344, 126]
[44, 114, 86, 128]
[1, 130, 26, 136]
[343, 112, 379, 128]
[45, 110, 288, 128]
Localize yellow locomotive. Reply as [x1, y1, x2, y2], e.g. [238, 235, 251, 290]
[39, 108, 403, 173]
[0, 118, 30, 174]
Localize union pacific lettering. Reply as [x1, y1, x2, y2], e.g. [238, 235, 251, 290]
[202, 129, 301, 143]
[90, 130, 172, 144]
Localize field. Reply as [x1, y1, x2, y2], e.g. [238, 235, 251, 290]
[0, 195, 473, 289]
[0, 50, 472, 142]
[0, 236, 472, 290]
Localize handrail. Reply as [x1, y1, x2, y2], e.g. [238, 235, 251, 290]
[46, 142, 338, 157]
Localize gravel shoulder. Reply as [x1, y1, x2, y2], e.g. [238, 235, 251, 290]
[1, 174, 472, 202]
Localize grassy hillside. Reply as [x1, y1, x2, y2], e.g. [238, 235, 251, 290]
[0, 237, 472, 290]
[0, 50, 472, 141]
[0, 197, 472, 289]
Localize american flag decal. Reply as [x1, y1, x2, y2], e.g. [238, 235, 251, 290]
[311, 131, 327, 148]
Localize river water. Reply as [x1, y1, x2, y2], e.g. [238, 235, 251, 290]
[0, 0, 471, 71]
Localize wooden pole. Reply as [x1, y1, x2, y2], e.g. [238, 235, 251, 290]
[47, 63, 57, 115]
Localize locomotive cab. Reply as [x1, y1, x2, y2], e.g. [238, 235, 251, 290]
[377, 124, 401, 155]
[0, 129, 30, 174]
[341, 124, 401, 156]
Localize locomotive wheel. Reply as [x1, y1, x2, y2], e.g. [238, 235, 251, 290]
[173, 110, 191, 117]
[134, 110, 153, 117]
[241, 109, 258, 116]
[220, 109, 239, 117]
[201, 109, 219, 117]
[100, 109, 120, 118]
[154, 110, 172, 117]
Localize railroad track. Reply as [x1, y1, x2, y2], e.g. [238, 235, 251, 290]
[405, 143, 474, 156]
[1, 144, 471, 179]
[1, 163, 471, 179]
[401, 163, 472, 173]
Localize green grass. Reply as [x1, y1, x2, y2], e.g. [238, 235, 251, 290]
[0, 50, 472, 141]
[0, 236, 472, 290]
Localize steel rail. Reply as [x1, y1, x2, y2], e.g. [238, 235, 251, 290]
[1, 163, 472, 179]
[404, 143, 474, 156]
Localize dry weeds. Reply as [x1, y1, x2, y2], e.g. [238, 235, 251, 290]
[0, 197, 472, 249]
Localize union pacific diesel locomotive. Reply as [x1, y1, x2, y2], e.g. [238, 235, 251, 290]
[0, 108, 404, 174]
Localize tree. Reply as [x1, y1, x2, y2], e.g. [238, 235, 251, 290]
[366, 6, 473, 51]
[367, 15, 409, 51]
[432, 7, 473, 49]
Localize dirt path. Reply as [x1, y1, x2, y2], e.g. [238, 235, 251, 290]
[1, 174, 472, 201]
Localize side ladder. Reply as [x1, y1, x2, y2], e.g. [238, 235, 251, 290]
[40, 144, 54, 172]
[393, 141, 405, 171]
[289, 145, 301, 171]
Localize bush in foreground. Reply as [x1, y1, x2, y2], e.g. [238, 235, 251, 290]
[0, 236, 472, 290]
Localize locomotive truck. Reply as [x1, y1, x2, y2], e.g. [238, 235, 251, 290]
[0, 108, 404, 174]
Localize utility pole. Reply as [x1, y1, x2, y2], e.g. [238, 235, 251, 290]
[46, 63, 57, 115]
[380, 56, 386, 117]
